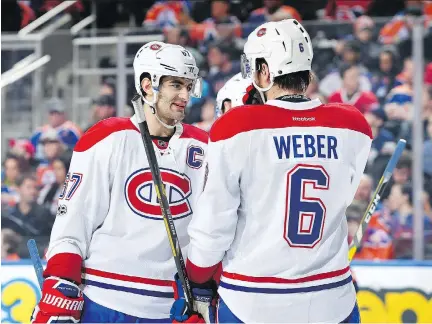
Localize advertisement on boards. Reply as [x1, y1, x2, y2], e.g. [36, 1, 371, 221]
[1, 260, 432, 323]
[353, 261, 432, 323]
[1, 261, 41, 323]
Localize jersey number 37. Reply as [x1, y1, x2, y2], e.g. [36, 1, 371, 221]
[284, 164, 329, 248]
[59, 172, 83, 200]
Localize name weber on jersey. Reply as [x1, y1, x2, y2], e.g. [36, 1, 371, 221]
[273, 134, 339, 160]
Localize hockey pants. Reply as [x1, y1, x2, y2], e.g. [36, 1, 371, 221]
[216, 297, 361, 323]
[80, 294, 171, 323]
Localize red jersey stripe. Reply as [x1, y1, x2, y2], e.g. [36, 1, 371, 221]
[82, 267, 173, 286]
[222, 266, 350, 284]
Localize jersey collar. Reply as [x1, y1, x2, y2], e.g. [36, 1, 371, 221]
[266, 98, 322, 110]
[130, 114, 184, 147]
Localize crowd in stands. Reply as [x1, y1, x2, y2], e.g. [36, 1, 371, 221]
[2, 0, 432, 260]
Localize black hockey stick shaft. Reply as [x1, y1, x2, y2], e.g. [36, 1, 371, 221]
[131, 95, 194, 309]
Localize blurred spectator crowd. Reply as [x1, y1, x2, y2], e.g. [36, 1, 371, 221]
[2, 0, 432, 260]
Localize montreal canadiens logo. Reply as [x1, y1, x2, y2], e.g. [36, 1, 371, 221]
[150, 43, 162, 50]
[257, 28, 266, 37]
[125, 168, 193, 220]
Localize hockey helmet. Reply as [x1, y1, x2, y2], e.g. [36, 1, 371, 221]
[215, 73, 253, 117]
[133, 41, 202, 106]
[241, 19, 313, 92]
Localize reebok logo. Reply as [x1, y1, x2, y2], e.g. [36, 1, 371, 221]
[292, 117, 316, 121]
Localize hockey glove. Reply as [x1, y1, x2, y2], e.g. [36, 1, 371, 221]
[170, 274, 217, 323]
[31, 277, 83, 323]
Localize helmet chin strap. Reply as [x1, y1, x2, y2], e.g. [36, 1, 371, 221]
[141, 89, 178, 130]
[252, 78, 274, 103]
[154, 112, 177, 130]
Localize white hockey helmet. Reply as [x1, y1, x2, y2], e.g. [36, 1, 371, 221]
[215, 73, 252, 117]
[241, 19, 313, 92]
[133, 41, 202, 105]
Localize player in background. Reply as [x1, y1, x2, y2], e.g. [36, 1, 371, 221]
[214, 72, 261, 118]
[171, 19, 372, 323]
[31, 41, 209, 323]
[192, 73, 261, 132]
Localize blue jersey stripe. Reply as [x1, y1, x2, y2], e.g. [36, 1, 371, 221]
[219, 275, 352, 294]
[82, 279, 174, 298]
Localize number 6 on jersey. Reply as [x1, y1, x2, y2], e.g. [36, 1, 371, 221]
[284, 164, 329, 248]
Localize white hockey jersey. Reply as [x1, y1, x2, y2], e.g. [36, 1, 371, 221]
[187, 98, 372, 323]
[45, 115, 208, 319]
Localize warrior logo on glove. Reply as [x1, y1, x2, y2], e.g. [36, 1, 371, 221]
[31, 277, 83, 323]
[125, 167, 193, 220]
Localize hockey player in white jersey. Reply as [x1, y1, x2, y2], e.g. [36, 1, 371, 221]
[215, 73, 259, 118]
[31, 41, 209, 323]
[171, 19, 372, 323]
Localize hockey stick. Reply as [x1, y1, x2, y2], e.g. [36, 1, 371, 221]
[131, 94, 194, 310]
[348, 139, 406, 262]
[27, 239, 44, 289]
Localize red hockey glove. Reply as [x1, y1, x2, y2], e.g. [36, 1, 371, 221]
[31, 277, 83, 323]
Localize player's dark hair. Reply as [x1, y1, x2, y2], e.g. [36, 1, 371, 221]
[139, 73, 169, 97]
[255, 58, 311, 93]
[139, 72, 151, 97]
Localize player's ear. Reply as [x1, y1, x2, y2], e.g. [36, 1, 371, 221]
[255, 63, 270, 87]
[141, 77, 154, 96]
[261, 63, 270, 81]
[262, 62, 268, 74]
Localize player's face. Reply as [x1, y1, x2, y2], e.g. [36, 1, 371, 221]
[157, 76, 193, 122]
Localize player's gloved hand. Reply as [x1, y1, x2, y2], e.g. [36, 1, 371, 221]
[31, 276, 83, 323]
[170, 273, 217, 323]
